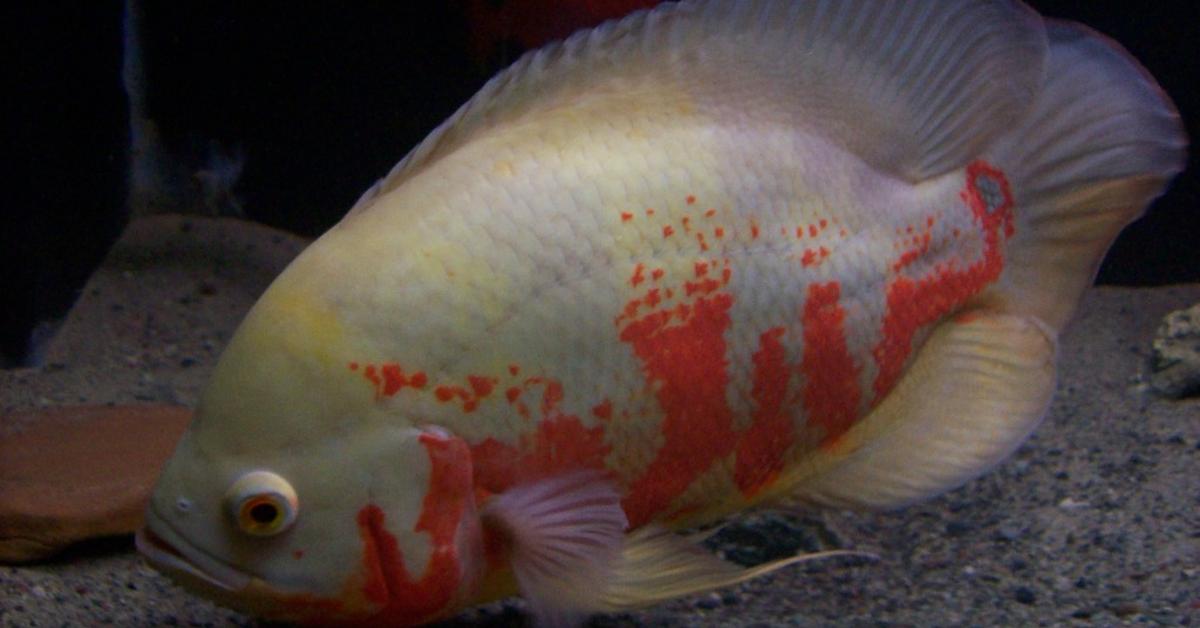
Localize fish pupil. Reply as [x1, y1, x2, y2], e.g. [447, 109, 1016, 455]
[249, 502, 279, 525]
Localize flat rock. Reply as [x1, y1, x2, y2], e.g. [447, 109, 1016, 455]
[0, 404, 192, 563]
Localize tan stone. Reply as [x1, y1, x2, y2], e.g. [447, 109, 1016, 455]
[0, 404, 191, 563]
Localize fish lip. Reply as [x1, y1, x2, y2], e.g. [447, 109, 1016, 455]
[136, 509, 252, 593]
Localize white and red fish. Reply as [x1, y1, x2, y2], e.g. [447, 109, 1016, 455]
[136, 0, 1186, 625]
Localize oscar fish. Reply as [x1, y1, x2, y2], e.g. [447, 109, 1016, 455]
[136, 0, 1187, 625]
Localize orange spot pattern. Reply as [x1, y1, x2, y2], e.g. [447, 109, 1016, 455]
[357, 363, 428, 399]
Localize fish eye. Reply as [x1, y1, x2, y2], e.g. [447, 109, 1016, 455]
[224, 470, 298, 537]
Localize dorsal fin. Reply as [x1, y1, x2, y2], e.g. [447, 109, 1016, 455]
[349, 0, 1048, 215]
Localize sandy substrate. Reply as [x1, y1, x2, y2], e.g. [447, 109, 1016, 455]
[1, 215, 1197, 626]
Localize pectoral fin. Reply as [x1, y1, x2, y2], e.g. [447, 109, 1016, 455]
[481, 471, 627, 627]
[796, 311, 1058, 510]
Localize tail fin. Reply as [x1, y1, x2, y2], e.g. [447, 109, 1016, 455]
[983, 21, 1187, 332]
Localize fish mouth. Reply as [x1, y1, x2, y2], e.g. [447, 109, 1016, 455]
[136, 510, 252, 593]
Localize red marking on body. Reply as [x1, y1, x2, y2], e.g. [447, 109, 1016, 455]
[615, 296, 645, 326]
[714, 227, 725, 238]
[663, 225, 675, 238]
[470, 384, 611, 496]
[282, 435, 473, 625]
[616, 257, 820, 516]
[354, 362, 430, 398]
[620, 211, 633, 222]
[381, 364, 428, 396]
[435, 386, 456, 402]
[361, 434, 472, 623]
[540, 380, 565, 417]
[795, 226, 804, 239]
[505, 387, 521, 403]
[685, 276, 723, 297]
[646, 207, 655, 216]
[872, 160, 1013, 402]
[630, 263, 646, 287]
[426, 373, 504, 412]
[468, 375, 496, 399]
[809, 224, 819, 238]
[800, 247, 830, 268]
[592, 400, 613, 421]
[618, 285, 737, 526]
[704, 208, 716, 218]
[686, 195, 696, 205]
[651, 268, 665, 281]
[363, 365, 383, 393]
[801, 282, 862, 447]
[434, 385, 480, 412]
[892, 231, 932, 273]
[751, 222, 760, 239]
[293, 549, 305, 560]
[734, 327, 796, 496]
[819, 219, 828, 229]
[508, 364, 520, 376]
[696, 231, 709, 251]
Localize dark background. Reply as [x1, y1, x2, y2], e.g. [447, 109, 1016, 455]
[2, 1, 1196, 366]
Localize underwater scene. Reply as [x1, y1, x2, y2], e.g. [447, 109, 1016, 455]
[2, 1, 1197, 626]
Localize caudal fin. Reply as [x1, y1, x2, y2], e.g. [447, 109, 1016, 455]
[984, 21, 1187, 332]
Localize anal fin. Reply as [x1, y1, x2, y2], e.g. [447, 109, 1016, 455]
[797, 311, 1058, 510]
[601, 525, 869, 611]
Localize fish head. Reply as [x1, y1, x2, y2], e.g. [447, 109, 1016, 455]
[137, 267, 486, 624]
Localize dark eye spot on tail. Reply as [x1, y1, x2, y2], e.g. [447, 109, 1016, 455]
[975, 174, 1005, 214]
[964, 160, 1013, 218]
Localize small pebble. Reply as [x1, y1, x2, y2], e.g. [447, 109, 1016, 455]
[996, 523, 1022, 541]
[1013, 586, 1037, 605]
[945, 521, 971, 536]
